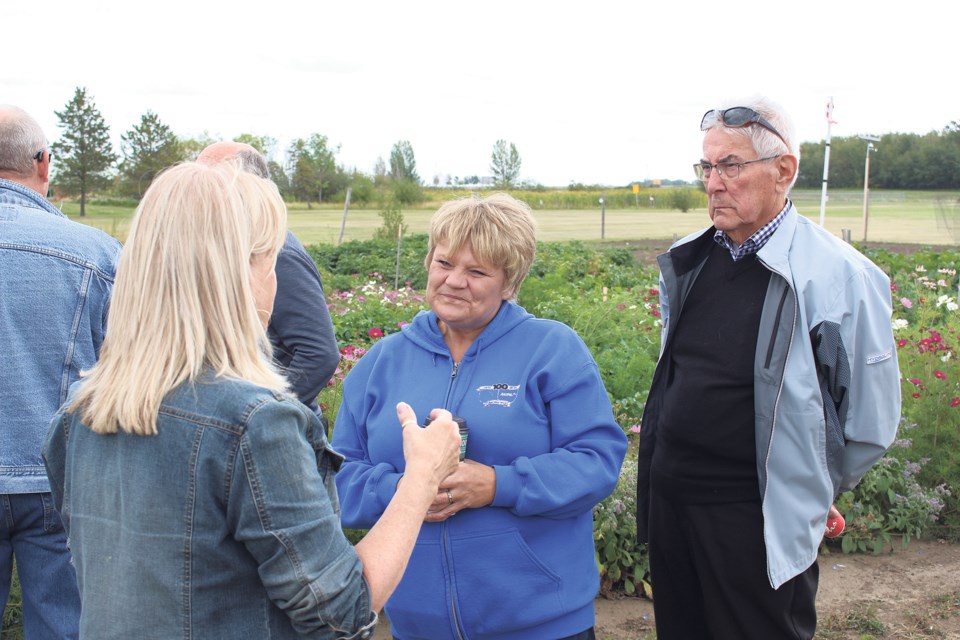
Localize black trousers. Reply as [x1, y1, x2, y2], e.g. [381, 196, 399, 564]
[648, 491, 818, 640]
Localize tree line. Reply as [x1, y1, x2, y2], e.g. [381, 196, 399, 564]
[50, 87, 525, 216]
[796, 124, 960, 191]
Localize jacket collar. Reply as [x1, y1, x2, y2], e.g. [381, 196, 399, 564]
[0, 177, 66, 219]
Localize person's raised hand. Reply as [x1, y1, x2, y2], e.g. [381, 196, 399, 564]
[396, 403, 460, 488]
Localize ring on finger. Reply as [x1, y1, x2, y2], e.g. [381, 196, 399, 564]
[401, 420, 417, 430]
[446, 489, 454, 505]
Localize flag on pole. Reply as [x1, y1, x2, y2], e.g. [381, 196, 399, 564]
[826, 98, 838, 125]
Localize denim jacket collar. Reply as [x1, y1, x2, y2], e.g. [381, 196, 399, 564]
[0, 177, 66, 218]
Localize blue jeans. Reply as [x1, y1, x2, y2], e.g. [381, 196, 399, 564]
[0, 493, 80, 639]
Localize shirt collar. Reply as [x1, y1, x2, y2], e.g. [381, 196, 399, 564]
[714, 199, 791, 261]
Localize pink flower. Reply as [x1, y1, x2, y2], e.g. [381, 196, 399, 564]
[908, 378, 923, 386]
[629, 425, 641, 433]
[897, 339, 908, 348]
[367, 328, 384, 339]
[900, 297, 913, 309]
[935, 371, 947, 380]
[952, 398, 960, 408]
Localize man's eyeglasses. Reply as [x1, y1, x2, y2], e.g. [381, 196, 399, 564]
[701, 107, 787, 147]
[693, 156, 781, 182]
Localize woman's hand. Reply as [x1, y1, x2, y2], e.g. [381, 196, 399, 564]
[424, 460, 496, 523]
[397, 403, 460, 489]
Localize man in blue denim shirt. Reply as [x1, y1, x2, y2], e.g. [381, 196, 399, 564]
[0, 105, 121, 638]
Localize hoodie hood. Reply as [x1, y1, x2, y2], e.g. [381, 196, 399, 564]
[400, 300, 534, 360]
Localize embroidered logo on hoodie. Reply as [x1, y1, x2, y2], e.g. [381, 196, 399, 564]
[476, 383, 520, 407]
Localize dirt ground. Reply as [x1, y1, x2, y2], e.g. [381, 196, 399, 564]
[593, 538, 960, 639]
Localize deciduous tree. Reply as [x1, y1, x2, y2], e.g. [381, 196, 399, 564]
[51, 87, 116, 217]
[389, 140, 419, 183]
[287, 134, 340, 207]
[490, 139, 521, 188]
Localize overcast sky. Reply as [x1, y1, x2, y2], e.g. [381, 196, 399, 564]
[3, 1, 956, 186]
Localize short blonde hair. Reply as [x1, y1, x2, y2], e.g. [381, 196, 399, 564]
[425, 193, 537, 299]
[71, 162, 288, 435]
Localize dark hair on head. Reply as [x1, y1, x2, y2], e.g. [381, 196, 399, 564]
[235, 149, 270, 179]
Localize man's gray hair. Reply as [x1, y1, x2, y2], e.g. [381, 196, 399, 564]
[0, 105, 48, 176]
[703, 96, 801, 191]
[235, 149, 270, 179]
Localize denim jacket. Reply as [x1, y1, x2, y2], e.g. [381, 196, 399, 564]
[0, 178, 121, 494]
[43, 373, 378, 640]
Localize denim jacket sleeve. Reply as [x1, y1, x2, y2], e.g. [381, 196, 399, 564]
[228, 395, 377, 640]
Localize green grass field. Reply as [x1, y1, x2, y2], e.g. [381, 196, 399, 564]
[56, 189, 960, 247]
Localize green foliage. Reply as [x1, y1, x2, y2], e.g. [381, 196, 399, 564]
[286, 133, 343, 206]
[118, 110, 185, 198]
[2, 564, 22, 638]
[233, 133, 278, 158]
[490, 139, 521, 188]
[308, 235, 431, 292]
[390, 177, 423, 205]
[345, 170, 375, 207]
[835, 454, 950, 554]
[389, 140, 419, 183]
[662, 187, 705, 212]
[797, 130, 960, 190]
[51, 86, 116, 217]
[372, 198, 409, 242]
[594, 460, 650, 597]
[178, 131, 219, 161]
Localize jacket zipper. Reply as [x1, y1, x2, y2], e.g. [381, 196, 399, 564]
[763, 287, 791, 369]
[443, 522, 466, 639]
[445, 359, 465, 638]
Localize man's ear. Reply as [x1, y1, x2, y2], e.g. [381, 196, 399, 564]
[776, 154, 798, 189]
[37, 152, 51, 186]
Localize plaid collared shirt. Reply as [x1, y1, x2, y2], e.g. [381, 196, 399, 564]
[714, 199, 791, 261]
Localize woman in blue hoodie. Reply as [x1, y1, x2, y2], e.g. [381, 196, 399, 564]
[332, 193, 628, 640]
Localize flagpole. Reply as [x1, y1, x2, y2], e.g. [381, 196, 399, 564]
[819, 97, 835, 227]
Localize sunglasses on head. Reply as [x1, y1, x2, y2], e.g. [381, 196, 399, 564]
[701, 107, 787, 147]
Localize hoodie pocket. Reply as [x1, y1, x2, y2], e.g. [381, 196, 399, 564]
[451, 528, 564, 636]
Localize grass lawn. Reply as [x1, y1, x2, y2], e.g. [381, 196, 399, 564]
[56, 189, 960, 247]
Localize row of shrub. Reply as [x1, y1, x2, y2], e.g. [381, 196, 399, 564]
[313, 236, 960, 597]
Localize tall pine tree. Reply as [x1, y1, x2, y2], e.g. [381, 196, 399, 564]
[119, 111, 184, 197]
[51, 87, 116, 217]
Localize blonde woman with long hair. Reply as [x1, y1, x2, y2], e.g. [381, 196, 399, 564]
[43, 162, 460, 640]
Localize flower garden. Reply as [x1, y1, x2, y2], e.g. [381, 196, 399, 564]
[311, 236, 960, 598]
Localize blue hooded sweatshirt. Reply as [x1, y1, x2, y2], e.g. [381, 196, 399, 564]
[332, 301, 627, 640]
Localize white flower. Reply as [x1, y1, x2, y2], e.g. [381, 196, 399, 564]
[916, 265, 927, 272]
[949, 301, 959, 312]
[892, 318, 910, 331]
[942, 352, 953, 363]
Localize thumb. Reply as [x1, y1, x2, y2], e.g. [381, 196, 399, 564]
[396, 402, 419, 431]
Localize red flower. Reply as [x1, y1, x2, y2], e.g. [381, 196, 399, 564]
[367, 328, 384, 339]
[935, 371, 947, 380]
[952, 397, 960, 408]
[897, 339, 908, 348]
[912, 392, 921, 399]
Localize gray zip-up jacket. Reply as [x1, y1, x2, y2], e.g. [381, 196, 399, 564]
[637, 203, 901, 588]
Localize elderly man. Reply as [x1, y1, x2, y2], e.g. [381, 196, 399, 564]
[198, 142, 339, 417]
[635, 97, 901, 639]
[0, 105, 121, 638]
